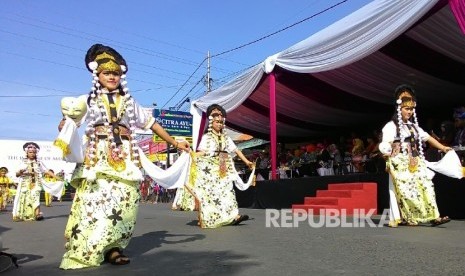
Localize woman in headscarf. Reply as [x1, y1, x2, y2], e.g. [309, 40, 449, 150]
[378, 85, 452, 227]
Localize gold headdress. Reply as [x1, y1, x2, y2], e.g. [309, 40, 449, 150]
[397, 91, 416, 108]
[0, 167, 8, 173]
[94, 52, 121, 73]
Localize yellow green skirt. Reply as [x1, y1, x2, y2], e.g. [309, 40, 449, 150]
[60, 176, 139, 269]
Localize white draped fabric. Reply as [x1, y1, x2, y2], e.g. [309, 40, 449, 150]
[139, 149, 191, 189]
[425, 150, 464, 179]
[41, 180, 65, 199]
[55, 119, 192, 188]
[55, 118, 85, 163]
[190, 0, 439, 149]
[55, 118, 251, 191]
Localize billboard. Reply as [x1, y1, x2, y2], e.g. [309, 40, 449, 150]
[0, 139, 77, 182]
[153, 109, 192, 137]
[137, 137, 168, 162]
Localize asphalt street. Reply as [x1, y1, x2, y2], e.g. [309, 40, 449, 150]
[1, 201, 465, 275]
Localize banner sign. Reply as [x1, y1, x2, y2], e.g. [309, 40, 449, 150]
[153, 109, 192, 137]
[0, 139, 77, 181]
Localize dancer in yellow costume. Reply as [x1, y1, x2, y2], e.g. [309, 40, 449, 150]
[0, 167, 12, 211]
[13, 142, 58, 221]
[187, 104, 255, 228]
[43, 169, 58, 207]
[55, 44, 190, 269]
[379, 85, 452, 227]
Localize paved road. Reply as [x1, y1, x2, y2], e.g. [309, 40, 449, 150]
[1, 202, 465, 275]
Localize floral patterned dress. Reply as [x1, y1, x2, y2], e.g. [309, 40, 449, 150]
[0, 176, 11, 210]
[60, 91, 155, 269]
[12, 159, 47, 221]
[178, 186, 197, 211]
[382, 121, 440, 225]
[187, 132, 240, 228]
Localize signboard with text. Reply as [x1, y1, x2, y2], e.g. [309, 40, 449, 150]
[0, 139, 77, 181]
[153, 109, 193, 137]
[138, 137, 168, 162]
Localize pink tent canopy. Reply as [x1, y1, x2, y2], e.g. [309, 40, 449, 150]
[191, 0, 465, 179]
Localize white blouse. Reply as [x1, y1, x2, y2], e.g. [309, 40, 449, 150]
[198, 133, 237, 155]
[82, 91, 155, 130]
[382, 121, 430, 142]
[379, 121, 430, 155]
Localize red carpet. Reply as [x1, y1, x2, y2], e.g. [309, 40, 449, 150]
[292, 182, 377, 215]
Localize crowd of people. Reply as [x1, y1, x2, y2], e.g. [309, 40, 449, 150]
[1, 43, 464, 273]
[246, 104, 465, 180]
[248, 132, 386, 180]
[139, 176, 176, 204]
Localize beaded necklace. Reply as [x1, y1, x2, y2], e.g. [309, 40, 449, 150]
[207, 114, 226, 154]
[396, 99, 424, 173]
[85, 63, 140, 170]
[205, 112, 229, 178]
[396, 103, 424, 159]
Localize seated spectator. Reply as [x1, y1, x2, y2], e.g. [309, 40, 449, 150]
[453, 108, 465, 165]
[316, 143, 334, 176]
[364, 135, 378, 157]
[328, 144, 343, 175]
[453, 109, 465, 147]
[351, 138, 365, 172]
[431, 121, 455, 146]
[364, 133, 386, 173]
[299, 144, 318, 177]
[255, 151, 270, 180]
[427, 120, 455, 161]
[316, 143, 331, 168]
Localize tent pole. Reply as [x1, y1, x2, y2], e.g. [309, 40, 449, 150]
[269, 72, 277, 180]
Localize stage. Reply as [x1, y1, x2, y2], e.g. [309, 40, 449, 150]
[236, 172, 465, 219]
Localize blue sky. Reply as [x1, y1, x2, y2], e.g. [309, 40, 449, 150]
[0, 0, 372, 141]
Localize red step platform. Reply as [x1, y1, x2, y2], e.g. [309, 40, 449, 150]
[292, 182, 377, 215]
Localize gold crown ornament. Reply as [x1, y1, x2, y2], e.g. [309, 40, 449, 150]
[93, 52, 121, 73]
[396, 91, 416, 108]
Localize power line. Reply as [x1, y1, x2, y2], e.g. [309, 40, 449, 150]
[0, 31, 203, 83]
[0, 13, 255, 78]
[3, 5, 206, 56]
[1, 1, 347, 106]
[0, 79, 80, 97]
[172, 0, 348, 106]
[211, 0, 348, 58]
[173, 77, 205, 109]
[161, 58, 207, 109]
[174, 1, 347, 103]
[1, 110, 55, 117]
[0, 15, 201, 67]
